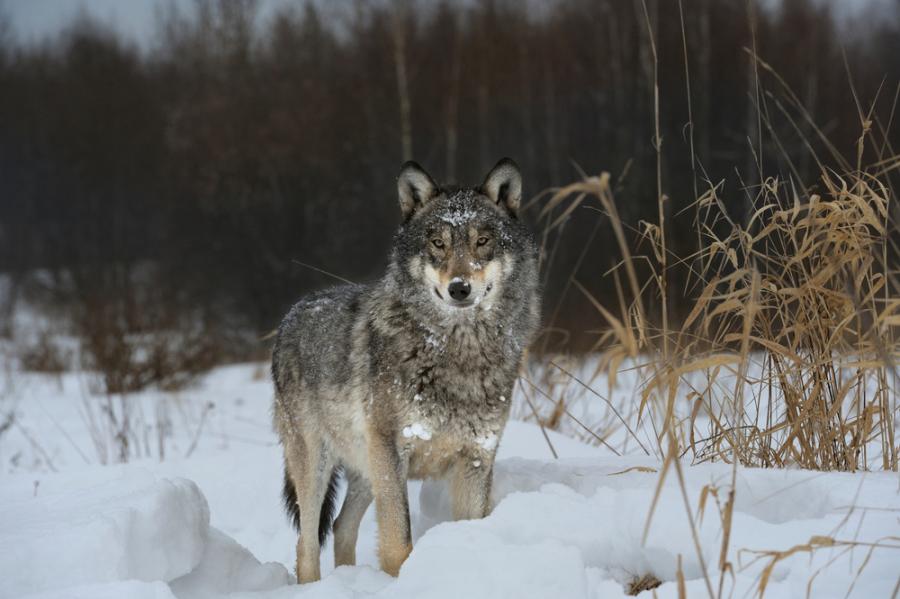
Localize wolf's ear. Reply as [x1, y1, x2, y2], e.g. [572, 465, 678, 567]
[482, 158, 522, 217]
[398, 161, 438, 221]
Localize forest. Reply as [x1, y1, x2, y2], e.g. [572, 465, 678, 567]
[1, 0, 898, 368]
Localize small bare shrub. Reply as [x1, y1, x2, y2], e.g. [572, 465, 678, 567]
[18, 332, 72, 373]
[67, 266, 234, 462]
[77, 322, 225, 463]
[79, 318, 224, 394]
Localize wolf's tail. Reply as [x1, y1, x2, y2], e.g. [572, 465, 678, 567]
[282, 467, 342, 546]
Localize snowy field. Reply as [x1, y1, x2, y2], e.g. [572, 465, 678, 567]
[1, 360, 899, 599]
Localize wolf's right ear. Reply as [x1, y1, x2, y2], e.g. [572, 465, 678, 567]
[398, 161, 438, 221]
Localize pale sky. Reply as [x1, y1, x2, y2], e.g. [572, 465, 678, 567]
[0, 0, 893, 51]
[0, 0, 306, 48]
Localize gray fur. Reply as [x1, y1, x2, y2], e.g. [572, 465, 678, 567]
[272, 158, 540, 582]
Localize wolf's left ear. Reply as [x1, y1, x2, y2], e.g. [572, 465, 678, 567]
[398, 161, 438, 221]
[482, 158, 522, 217]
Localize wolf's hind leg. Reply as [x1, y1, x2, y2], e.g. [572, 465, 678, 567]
[285, 436, 334, 583]
[333, 469, 373, 567]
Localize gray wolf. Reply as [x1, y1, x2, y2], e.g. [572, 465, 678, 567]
[271, 158, 540, 582]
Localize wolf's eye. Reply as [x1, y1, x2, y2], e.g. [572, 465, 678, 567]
[476, 236, 490, 247]
[431, 238, 444, 249]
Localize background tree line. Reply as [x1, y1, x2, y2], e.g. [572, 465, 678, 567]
[0, 0, 897, 370]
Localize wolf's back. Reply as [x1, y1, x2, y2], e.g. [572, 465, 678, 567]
[271, 283, 365, 397]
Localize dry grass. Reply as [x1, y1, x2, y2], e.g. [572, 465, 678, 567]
[740, 534, 900, 598]
[627, 573, 663, 595]
[682, 170, 895, 471]
[537, 157, 898, 473]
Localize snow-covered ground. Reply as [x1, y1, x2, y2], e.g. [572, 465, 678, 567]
[1, 362, 899, 598]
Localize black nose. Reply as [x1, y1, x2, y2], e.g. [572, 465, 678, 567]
[447, 280, 471, 301]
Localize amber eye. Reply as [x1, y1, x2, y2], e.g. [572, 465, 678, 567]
[431, 238, 444, 249]
[476, 236, 490, 247]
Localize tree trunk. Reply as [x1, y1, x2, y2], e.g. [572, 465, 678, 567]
[392, 2, 413, 162]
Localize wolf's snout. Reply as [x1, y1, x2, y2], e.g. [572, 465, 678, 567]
[448, 279, 471, 301]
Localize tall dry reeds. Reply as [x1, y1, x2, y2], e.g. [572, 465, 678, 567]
[540, 156, 898, 473]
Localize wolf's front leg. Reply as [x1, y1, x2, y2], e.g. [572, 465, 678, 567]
[450, 452, 494, 520]
[367, 430, 412, 576]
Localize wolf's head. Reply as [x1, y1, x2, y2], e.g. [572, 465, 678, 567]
[390, 158, 538, 318]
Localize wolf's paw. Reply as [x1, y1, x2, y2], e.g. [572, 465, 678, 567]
[380, 540, 413, 577]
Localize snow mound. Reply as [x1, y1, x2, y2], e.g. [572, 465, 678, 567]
[414, 458, 900, 598]
[170, 528, 290, 599]
[395, 524, 589, 599]
[0, 467, 296, 599]
[1, 471, 208, 597]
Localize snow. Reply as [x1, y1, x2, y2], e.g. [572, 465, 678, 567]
[0, 363, 898, 598]
[402, 422, 433, 441]
[424, 334, 444, 349]
[438, 209, 478, 227]
[475, 432, 499, 451]
[169, 528, 290, 599]
[1, 472, 208, 596]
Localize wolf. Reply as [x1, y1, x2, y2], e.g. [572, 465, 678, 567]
[271, 158, 541, 583]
